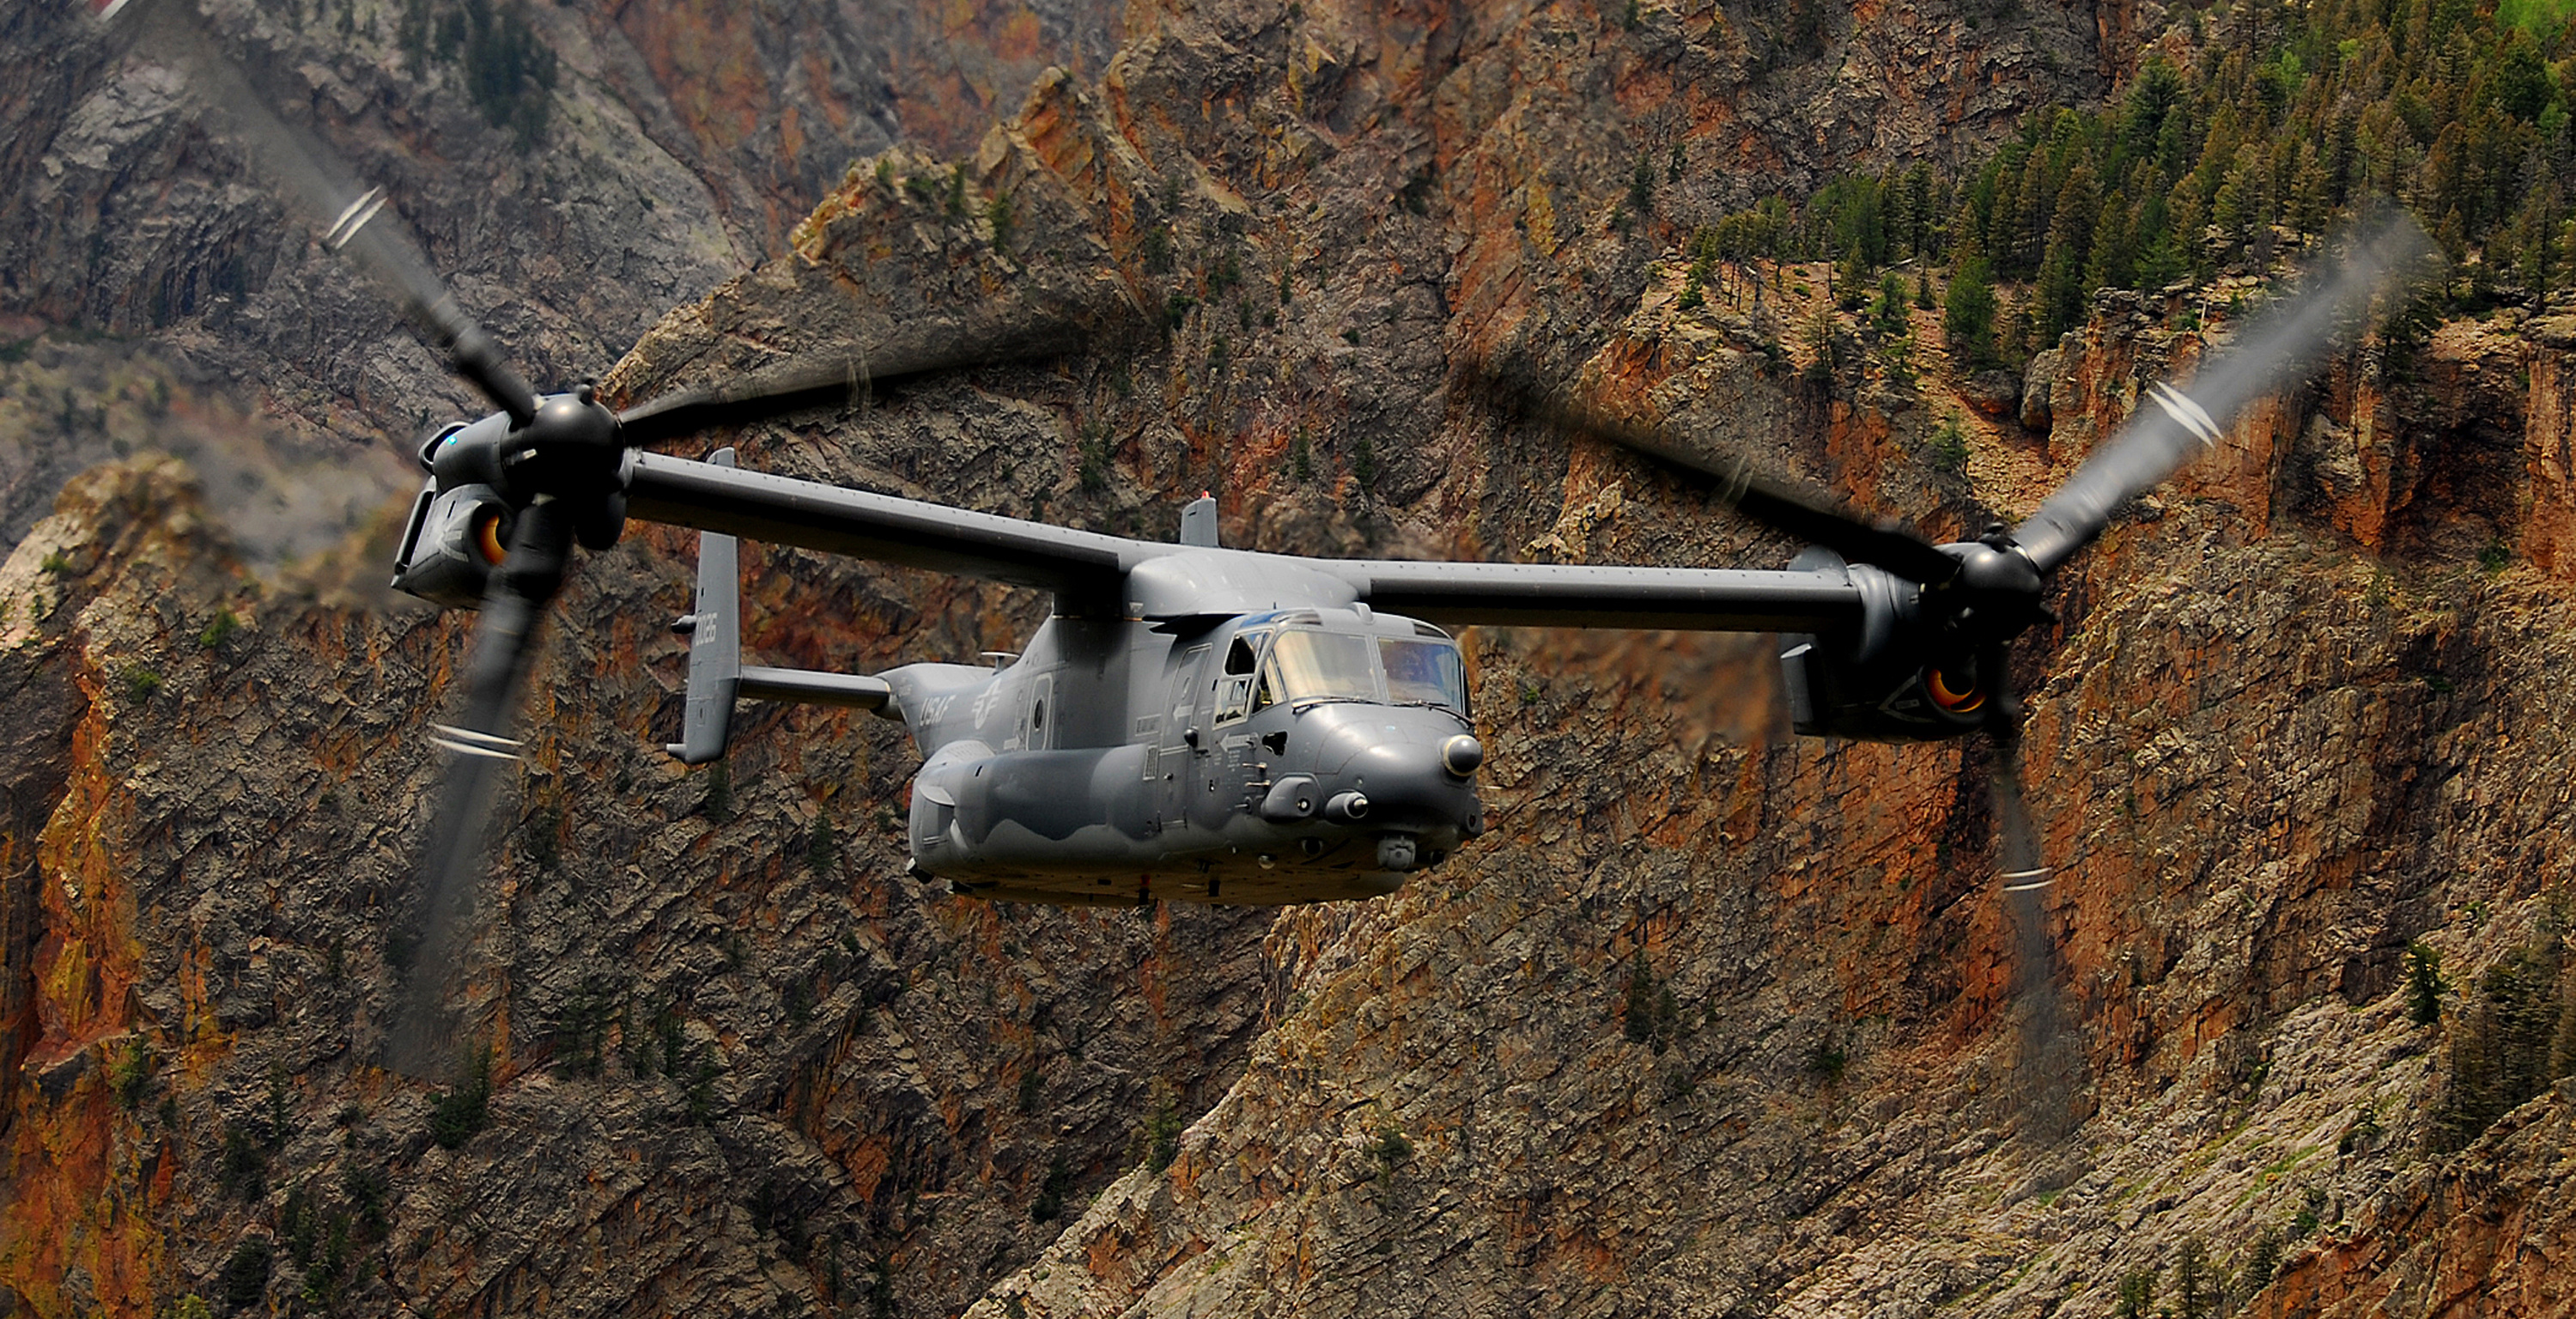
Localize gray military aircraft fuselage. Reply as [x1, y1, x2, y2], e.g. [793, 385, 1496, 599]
[392, 392, 2046, 907]
[886, 601, 1485, 906]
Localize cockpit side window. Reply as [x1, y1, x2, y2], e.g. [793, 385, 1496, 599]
[1252, 654, 1281, 713]
[1224, 635, 1261, 675]
[1217, 633, 1263, 722]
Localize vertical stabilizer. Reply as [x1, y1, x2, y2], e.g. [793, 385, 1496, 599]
[1177, 494, 1219, 547]
[667, 448, 742, 764]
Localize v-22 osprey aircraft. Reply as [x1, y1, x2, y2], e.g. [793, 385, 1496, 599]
[82, 0, 2416, 1083]
[397, 432, 1904, 909]
[388, 197, 2402, 915]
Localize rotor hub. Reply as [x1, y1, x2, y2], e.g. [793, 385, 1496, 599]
[1933, 531, 2048, 647]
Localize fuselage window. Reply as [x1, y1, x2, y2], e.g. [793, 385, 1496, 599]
[1218, 632, 1263, 722]
[1378, 637, 1470, 714]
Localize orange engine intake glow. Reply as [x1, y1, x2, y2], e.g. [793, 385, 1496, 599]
[1927, 669, 1984, 713]
[474, 508, 509, 566]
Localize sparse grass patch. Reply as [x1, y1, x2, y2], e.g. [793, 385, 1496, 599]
[107, 1036, 155, 1110]
[198, 607, 240, 648]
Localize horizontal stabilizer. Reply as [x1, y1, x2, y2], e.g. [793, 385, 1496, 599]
[665, 448, 901, 765]
[741, 666, 892, 710]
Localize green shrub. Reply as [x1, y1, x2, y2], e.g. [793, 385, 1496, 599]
[1925, 411, 1971, 474]
[519, 802, 562, 871]
[683, 1047, 721, 1125]
[1805, 1039, 1849, 1084]
[2242, 1227, 2284, 1291]
[1139, 1090, 1182, 1172]
[986, 193, 1015, 250]
[197, 608, 240, 648]
[1368, 1126, 1413, 1183]
[2173, 1237, 2213, 1319]
[2114, 1267, 2154, 1319]
[2406, 942, 2446, 1024]
[1619, 953, 1680, 1053]
[343, 1164, 392, 1240]
[107, 1036, 156, 1110]
[428, 1044, 493, 1150]
[1942, 261, 1998, 368]
[216, 1121, 266, 1199]
[220, 1237, 272, 1309]
[1030, 1154, 1072, 1222]
[805, 817, 838, 873]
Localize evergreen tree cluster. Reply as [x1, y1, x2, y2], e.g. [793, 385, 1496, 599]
[1687, 0, 2576, 362]
[397, 0, 559, 149]
[2429, 927, 2576, 1152]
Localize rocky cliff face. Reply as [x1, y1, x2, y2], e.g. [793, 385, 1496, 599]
[14, 0, 2576, 1316]
[0, 0, 1117, 552]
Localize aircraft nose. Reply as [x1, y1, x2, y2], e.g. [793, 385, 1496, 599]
[1440, 733, 1483, 778]
[1337, 739, 1480, 836]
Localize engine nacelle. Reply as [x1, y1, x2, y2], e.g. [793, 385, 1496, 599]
[389, 478, 514, 609]
[1778, 547, 1992, 742]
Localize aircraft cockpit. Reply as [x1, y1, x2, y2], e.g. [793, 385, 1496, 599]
[1210, 612, 1472, 724]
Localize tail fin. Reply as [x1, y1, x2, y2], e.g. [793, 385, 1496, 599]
[668, 450, 744, 764]
[666, 447, 896, 765]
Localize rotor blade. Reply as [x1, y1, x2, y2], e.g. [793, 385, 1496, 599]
[1987, 730, 2084, 1140]
[1456, 361, 1962, 584]
[616, 316, 1096, 447]
[1989, 732, 2049, 895]
[105, 0, 538, 424]
[2013, 215, 2431, 573]
[386, 503, 575, 1077]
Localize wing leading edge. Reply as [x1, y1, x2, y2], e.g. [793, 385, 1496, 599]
[621, 450, 1136, 598]
[1336, 559, 1866, 633]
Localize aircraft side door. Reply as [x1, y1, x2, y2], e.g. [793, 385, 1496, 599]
[1209, 633, 1264, 823]
[1156, 645, 1208, 831]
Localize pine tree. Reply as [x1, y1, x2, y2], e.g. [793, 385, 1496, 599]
[2036, 230, 2086, 341]
[1943, 259, 1999, 368]
[2085, 193, 2136, 293]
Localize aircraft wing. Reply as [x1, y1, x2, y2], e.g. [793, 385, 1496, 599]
[621, 451, 1136, 596]
[1337, 559, 1868, 632]
[623, 452, 1868, 632]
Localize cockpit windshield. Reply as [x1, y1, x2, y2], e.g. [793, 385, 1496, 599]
[1252, 627, 1470, 714]
[1266, 629, 1377, 702]
[1379, 637, 1470, 712]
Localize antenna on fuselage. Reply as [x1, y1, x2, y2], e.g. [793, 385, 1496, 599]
[1178, 493, 1218, 547]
